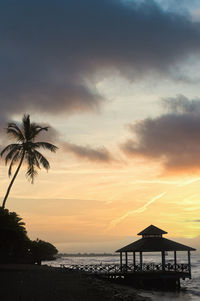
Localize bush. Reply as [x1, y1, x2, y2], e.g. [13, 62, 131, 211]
[0, 208, 30, 263]
[30, 239, 58, 265]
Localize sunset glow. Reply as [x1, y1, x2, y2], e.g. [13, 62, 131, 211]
[0, 0, 200, 253]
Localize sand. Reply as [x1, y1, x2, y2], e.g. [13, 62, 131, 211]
[0, 264, 151, 301]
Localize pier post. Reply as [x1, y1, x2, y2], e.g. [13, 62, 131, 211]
[125, 252, 128, 270]
[177, 278, 180, 290]
[120, 252, 123, 272]
[174, 251, 177, 271]
[133, 252, 136, 270]
[161, 251, 165, 271]
[140, 252, 143, 271]
[188, 251, 191, 278]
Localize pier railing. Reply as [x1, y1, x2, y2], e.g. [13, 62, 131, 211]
[124, 263, 189, 272]
[60, 262, 189, 275]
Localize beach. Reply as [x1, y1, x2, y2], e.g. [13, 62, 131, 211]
[0, 264, 150, 301]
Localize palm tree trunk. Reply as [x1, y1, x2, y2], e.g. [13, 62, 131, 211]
[2, 152, 25, 209]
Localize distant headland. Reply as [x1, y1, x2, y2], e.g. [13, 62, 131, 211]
[58, 253, 118, 257]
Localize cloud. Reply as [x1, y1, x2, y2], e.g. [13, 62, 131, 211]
[121, 95, 200, 173]
[63, 142, 114, 163]
[162, 95, 200, 114]
[0, 114, 115, 164]
[0, 0, 200, 121]
[156, 0, 198, 13]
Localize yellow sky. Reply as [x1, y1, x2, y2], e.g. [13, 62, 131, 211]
[1, 152, 199, 252]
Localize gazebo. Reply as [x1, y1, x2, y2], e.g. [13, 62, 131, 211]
[116, 225, 196, 280]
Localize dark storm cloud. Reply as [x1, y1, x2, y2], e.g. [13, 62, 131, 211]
[63, 142, 114, 163]
[121, 95, 200, 172]
[1, 0, 200, 120]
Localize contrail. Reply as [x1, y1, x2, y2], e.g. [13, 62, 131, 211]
[131, 178, 200, 187]
[178, 178, 200, 187]
[108, 191, 167, 230]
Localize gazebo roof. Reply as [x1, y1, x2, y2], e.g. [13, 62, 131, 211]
[116, 237, 196, 252]
[137, 225, 167, 236]
[116, 225, 196, 252]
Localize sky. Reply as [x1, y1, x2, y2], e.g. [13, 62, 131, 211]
[0, 0, 200, 253]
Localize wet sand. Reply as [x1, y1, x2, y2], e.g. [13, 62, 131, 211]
[0, 264, 150, 301]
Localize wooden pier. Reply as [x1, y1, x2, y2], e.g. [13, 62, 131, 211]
[61, 262, 191, 290]
[61, 225, 196, 290]
[61, 262, 190, 277]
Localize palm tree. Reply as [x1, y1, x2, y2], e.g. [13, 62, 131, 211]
[1, 114, 58, 209]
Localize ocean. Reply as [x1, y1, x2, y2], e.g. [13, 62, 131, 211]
[44, 253, 200, 301]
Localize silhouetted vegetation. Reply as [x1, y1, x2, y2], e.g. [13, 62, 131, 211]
[0, 208, 58, 264]
[1, 114, 58, 208]
[30, 239, 58, 265]
[0, 207, 30, 263]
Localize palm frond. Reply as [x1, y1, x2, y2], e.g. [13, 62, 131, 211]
[35, 150, 50, 170]
[26, 165, 38, 183]
[25, 151, 39, 183]
[28, 150, 41, 169]
[1, 144, 21, 157]
[29, 124, 49, 140]
[25, 150, 41, 169]
[22, 114, 31, 141]
[5, 147, 20, 165]
[22, 115, 50, 142]
[7, 123, 24, 142]
[35, 142, 58, 152]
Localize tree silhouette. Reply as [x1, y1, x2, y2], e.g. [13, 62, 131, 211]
[0, 207, 58, 263]
[30, 239, 58, 265]
[0, 207, 30, 263]
[1, 114, 58, 208]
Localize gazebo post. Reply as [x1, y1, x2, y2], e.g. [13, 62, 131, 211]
[188, 251, 191, 278]
[139, 252, 143, 271]
[120, 252, 123, 272]
[133, 252, 136, 270]
[116, 225, 196, 281]
[174, 251, 177, 271]
[161, 251, 165, 271]
[125, 252, 128, 269]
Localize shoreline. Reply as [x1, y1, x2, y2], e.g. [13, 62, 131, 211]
[0, 264, 151, 301]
